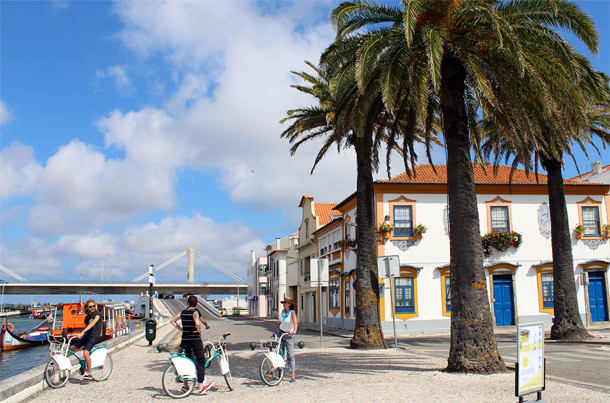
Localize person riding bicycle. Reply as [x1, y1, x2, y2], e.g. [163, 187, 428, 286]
[170, 295, 212, 395]
[275, 296, 298, 383]
[70, 299, 103, 380]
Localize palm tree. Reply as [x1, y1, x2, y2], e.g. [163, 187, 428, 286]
[329, 0, 600, 372]
[483, 67, 610, 341]
[281, 59, 393, 349]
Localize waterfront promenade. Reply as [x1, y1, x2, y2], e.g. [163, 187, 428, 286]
[6, 317, 608, 403]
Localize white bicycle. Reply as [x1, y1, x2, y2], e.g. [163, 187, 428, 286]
[259, 332, 288, 386]
[44, 335, 113, 388]
[162, 333, 233, 399]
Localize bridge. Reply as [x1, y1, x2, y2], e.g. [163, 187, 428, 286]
[0, 245, 247, 296]
[0, 282, 244, 295]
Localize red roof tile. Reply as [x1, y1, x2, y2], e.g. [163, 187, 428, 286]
[314, 203, 341, 226]
[378, 164, 589, 185]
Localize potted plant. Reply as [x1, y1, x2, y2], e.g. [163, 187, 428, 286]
[481, 230, 522, 258]
[574, 224, 585, 239]
[604, 224, 610, 239]
[379, 222, 393, 239]
[413, 223, 427, 239]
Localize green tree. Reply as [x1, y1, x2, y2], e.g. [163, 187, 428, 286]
[281, 60, 392, 349]
[329, 0, 601, 372]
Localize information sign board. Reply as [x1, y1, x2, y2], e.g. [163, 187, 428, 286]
[516, 322, 545, 397]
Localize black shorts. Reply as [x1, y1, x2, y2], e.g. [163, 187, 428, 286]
[72, 336, 100, 352]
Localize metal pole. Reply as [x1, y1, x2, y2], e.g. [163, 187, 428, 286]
[389, 276, 397, 348]
[319, 261, 323, 349]
[148, 265, 154, 319]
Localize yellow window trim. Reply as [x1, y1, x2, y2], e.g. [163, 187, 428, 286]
[388, 196, 418, 241]
[439, 267, 451, 317]
[577, 197, 604, 240]
[392, 267, 419, 320]
[485, 196, 513, 233]
[534, 263, 554, 315]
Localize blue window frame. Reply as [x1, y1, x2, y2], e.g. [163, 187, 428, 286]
[541, 273, 554, 308]
[582, 206, 601, 236]
[445, 276, 452, 313]
[393, 206, 413, 236]
[490, 206, 509, 231]
[394, 277, 415, 313]
[329, 279, 340, 309]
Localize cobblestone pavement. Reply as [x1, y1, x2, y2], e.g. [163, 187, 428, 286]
[23, 321, 610, 403]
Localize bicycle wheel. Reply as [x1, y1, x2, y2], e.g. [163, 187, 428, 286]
[162, 364, 196, 399]
[44, 360, 70, 388]
[259, 356, 284, 386]
[90, 354, 113, 381]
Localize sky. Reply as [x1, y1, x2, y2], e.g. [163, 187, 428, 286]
[1, 0, 609, 300]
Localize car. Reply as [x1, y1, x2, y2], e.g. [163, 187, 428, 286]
[162, 291, 175, 299]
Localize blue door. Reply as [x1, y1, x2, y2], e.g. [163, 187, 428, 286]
[588, 272, 609, 322]
[493, 275, 515, 326]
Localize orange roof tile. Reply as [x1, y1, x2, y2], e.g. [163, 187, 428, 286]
[378, 164, 589, 185]
[314, 203, 341, 226]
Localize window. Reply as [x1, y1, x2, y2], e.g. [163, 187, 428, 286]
[394, 277, 415, 313]
[445, 276, 452, 313]
[344, 279, 350, 315]
[541, 273, 554, 308]
[329, 279, 340, 309]
[490, 206, 509, 231]
[582, 206, 601, 236]
[305, 219, 309, 239]
[534, 262, 554, 314]
[485, 197, 513, 233]
[394, 205, 413, 236]
[577, 197, 603, 240]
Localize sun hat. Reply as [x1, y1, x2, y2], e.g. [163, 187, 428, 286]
[280, 296, 296, 305]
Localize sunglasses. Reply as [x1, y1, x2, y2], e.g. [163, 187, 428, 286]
[86, 305, 95, 309]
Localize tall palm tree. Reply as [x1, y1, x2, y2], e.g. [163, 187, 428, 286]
[329, 0, 600, 372]
[482, 66, 610, 341]
[281, 59, 392, 349]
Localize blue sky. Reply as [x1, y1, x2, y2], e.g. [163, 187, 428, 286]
[1, 1, 609, 295]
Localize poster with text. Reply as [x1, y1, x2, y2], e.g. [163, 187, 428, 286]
[517, 322, 545, 396]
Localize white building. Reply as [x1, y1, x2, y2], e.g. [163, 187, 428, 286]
[264, 233, 299, 319]
[321, 164, 609, 333]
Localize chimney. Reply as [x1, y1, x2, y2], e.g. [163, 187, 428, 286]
[251, 250, 255, 263]
[591, 161, 602, 175]
[276, 237, 281, 250]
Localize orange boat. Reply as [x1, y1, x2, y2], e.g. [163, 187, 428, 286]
[48, 302, 130, 340]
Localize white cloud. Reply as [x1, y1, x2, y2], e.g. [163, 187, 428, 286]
[1, 212, 263, 282]
[0, 99, 14, 124]
[0, 142, 43, 200]
[94, 65, 132, 94]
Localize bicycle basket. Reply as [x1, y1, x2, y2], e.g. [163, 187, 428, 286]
[260, 340, 279, 349]
[49, 340, 65, 355]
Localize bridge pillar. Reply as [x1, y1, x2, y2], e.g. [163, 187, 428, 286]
[187, 245, 196, 283]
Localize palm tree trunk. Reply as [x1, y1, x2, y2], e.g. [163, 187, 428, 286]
[350, 149, 387, 349]
[442, 52, 506, 373]
[542, 156, 590, 340]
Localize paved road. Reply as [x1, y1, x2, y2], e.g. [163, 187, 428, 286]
[395, 332, 610, 387]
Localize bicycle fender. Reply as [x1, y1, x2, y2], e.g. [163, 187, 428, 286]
[90, 347, 108, 369]
[170, 355, 197, 378]
[219, 356, 230, 375]
[264, 351, 286, 368]
[52, 354, 72, 371]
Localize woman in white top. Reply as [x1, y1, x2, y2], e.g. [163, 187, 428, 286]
[275, 296, 298, 382]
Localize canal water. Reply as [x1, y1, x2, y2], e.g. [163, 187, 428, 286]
[0, 316, 143, 382]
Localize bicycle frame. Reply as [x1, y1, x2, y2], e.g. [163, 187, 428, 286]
[262, 333, 288, 369]
[203, 333, 231, 375]
[48, 335, 108, 373]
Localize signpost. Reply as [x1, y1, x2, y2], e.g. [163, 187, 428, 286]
[515, 322, 546, 402]
[310, 258, 329, 348]
[377, 255, 400, 348]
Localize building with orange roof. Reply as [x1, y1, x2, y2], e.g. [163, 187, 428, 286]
[319, 164, 609, 333]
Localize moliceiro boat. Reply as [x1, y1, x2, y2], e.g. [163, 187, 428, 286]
[1, 318, 50, 351]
